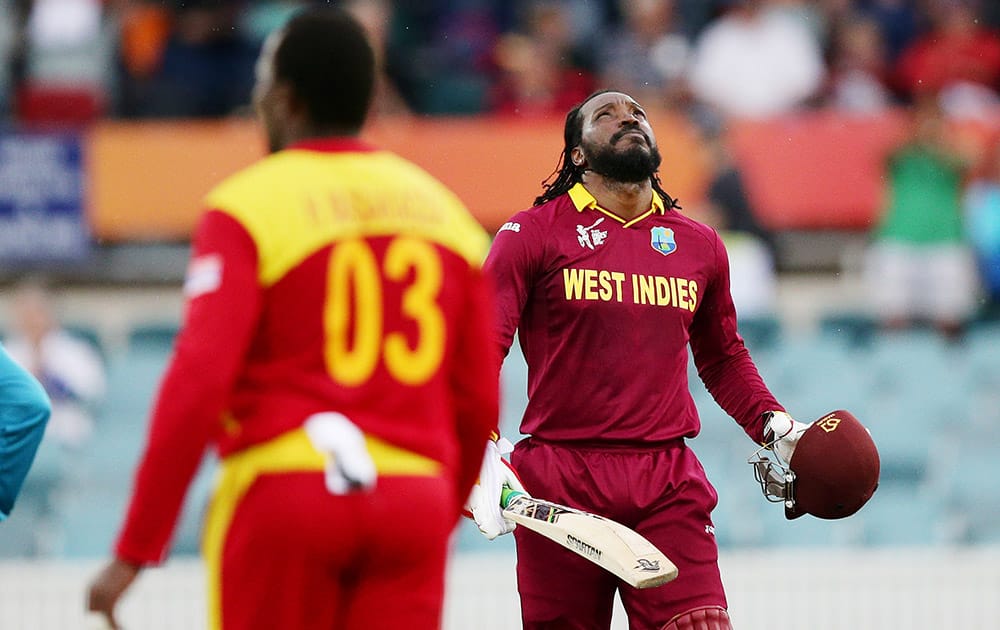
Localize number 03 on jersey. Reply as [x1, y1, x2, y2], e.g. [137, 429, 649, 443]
[324, 236, 445, 387]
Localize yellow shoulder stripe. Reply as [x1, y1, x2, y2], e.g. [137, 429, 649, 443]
[205, 150, 490, 286]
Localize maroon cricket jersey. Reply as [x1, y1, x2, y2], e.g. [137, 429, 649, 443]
[485, 183, 782, 445]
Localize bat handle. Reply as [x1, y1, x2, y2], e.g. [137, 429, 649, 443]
[500, 484, 525, 509]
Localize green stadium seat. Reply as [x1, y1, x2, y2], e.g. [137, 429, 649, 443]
[754, 492, 864, 548]
[55, 487, 128, 558]
[452, 517, 516, 555]
[819, 312, 878, 348]
[63, 323, 107, 364]
[862, 483, 952, 546]
[738, 315, 782, 353]
[0, 490, 52, 557]
[127, 323, 180, 355]
[934, 424, 1000, 545]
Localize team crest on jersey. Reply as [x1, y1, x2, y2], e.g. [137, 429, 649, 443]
[650, 227, 676, 256]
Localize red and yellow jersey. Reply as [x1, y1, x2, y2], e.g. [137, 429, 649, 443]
[485, 183, 781, 445]
[115, 138, 499, 564]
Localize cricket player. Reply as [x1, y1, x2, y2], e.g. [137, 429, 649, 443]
[86, 8, 499, 630]
[467, 90, 811, 629]
[0, 343, 51, 521]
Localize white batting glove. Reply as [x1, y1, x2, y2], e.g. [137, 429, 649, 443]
[464, 437, 526, 540]
[764, 411, 810, 465]
[304, 412, 377, 495]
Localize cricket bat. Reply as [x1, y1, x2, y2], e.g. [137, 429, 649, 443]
[500, 486, 678, 589]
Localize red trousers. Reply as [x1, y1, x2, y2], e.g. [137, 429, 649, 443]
[511, 438, 726, 630]
[202, 430, 455, 630]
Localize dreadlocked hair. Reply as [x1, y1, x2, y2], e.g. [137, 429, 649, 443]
[533, 90, 681, 211]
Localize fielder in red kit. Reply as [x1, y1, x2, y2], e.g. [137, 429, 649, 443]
[86, 8, 499, 630]
[470, 90, 814, 629]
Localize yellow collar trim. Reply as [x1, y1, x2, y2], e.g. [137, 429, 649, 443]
[567, 183, 665, 225]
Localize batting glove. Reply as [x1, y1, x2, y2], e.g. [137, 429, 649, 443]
[304, 412, 377, 495]
[464, 436, 525, 540]
[764, 411, 810, 465]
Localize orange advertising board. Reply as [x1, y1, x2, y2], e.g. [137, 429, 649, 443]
[85, 111, 711, 241]
[87, 120, 264, 241]
[85, 109, 999, 241]
[726, 111, 909, 230]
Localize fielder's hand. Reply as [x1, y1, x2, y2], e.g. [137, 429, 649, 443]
[464, 437, 525, 540]
[86, 558, 142, 629]
[764, 411, 809, 465]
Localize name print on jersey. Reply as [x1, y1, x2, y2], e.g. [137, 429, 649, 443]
[562, 267, 699, 311]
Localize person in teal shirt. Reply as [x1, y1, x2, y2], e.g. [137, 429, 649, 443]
[964, 142, 1000, 308]
[0, 343, 51, 520]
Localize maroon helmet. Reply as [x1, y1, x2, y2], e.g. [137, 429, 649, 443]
[750, 410, 880, 520]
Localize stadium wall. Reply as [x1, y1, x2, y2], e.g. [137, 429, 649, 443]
[4, 548, 999, 630]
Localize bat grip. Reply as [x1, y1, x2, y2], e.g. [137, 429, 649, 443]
[500, 484, 525, 509]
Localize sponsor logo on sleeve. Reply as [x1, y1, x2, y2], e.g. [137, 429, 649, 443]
[184, 253, 223, 298]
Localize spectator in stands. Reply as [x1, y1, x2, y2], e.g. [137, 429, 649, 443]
[239, 0, 412, 120]
[10, 0, 111, 125]
[770, 0, 829, 47]
[238, 0, 309, 46]
[856, 0, 921, 64]
[687, 0, 826, 119]
[3, 277, 105, 450]
[689, 114, 779, 318]
[863, 94, 980, 338]
[237, 0, 411, 120]
[115, 3, 169, 63]
[810, 0, 856, 43]
[595, 0, 691, 110]
[490, 1, 594, 118]
[964, 137, 1000, 309]
[2, 277, 104, 555]
[344, 0, 411, 119]
[984, 0, 1000, 29]
[551, 0, 616, 52]
[0, 0, 20, 121]
[117, 0, 258, 118]
[823, 13, 896, 113]
[385, 0, 503, 114]
[894, 0, 1000, 119]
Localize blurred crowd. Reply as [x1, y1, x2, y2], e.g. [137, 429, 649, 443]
[0, 0, 998, 124]
[0, 0, 999, 331]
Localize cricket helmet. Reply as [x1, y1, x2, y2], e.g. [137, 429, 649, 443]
[749, 410, 880, 520]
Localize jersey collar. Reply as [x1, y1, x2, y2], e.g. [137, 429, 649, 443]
[567, 182, 665, 228]
[287, 137, 378, 153]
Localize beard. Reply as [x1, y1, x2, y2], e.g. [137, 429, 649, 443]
[580, 133, 662, 183]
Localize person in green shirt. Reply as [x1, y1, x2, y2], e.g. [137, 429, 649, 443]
[864, 94, 980, 338]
